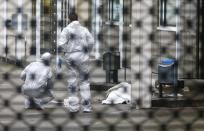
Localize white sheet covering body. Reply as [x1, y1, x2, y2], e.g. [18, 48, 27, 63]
[102, 82, 131, 104]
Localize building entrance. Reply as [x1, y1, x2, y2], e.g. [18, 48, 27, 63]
[91, 0, 132, 82]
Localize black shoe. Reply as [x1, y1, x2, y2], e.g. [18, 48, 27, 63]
[25, 102, 43, 111]
[25, 105, 43, 110]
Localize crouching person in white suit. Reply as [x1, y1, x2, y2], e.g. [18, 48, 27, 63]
[21, 52, 54, 110]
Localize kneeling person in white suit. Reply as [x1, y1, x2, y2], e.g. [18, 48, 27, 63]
[21, 52, 54, 110]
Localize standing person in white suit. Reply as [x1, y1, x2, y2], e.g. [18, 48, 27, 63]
[21, 52, 54, 110]
[58, 13, 94, 113]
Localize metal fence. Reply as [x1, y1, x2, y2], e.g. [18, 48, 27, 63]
[0, 0, 204, 131]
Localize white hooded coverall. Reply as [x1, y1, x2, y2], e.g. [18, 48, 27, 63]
[58, 21, 94, 112]
[21, 53, 53, 108]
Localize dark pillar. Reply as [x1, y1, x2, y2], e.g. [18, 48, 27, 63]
[200, 0, 204, 78]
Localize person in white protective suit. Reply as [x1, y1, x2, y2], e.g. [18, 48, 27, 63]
[57, 13, 94, 112]
[102, 82, 131, 104]
[21, 52, 54, 110]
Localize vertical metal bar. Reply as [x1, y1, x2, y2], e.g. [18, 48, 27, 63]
[92, 0, 96, 54]
[3, 0, 7, 59]
[56, 0, 62, 71]
[15, 36, 17, 60]
[17, 0, 23, 60]
[92, 0, 101, 59]
[124, 45, 127, 81]
[68, 0, 70, 15]
[108, 0, 111, 20]
[36, 0, 41, 60]
[17, 0, 23, 32]
[176, 0, 180, 60]
[24, 36, 27, 58]
[111, 0, 114, 20]
[202, 0, 204, 78]
[5, 35, 8, 61]
[196, 0, 200, 78]
[164, 0, 167, 26]
[160, 0, 164, 25]
[119, 0, 123, 68]
[65, 0, 67, 26]
[96, 0, 100, 59]
[61, 0, 64, 27]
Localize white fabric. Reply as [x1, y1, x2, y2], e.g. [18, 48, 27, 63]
[21, 61, 52, 101]
[64, 97, 80, 112]
[58, 21, 94, 112]
[58, 21, 94, 53]
[102, 82, 131, 104]
[41, 52, 51, 61]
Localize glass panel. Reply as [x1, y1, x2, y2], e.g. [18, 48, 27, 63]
[107, 0, 121, 22]
[112, 0, 120, 21]
[166, 0, 176, 26]
[159, 0, 165, 26]
[41, 0, 52, 52]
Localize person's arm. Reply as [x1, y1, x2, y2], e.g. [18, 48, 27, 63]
[58, 27, 69, 53]
[20, 65, 30, 81]
[47, 68, 53, 89]
[20, 70, 26, 81]
[57, 27, 69, 72]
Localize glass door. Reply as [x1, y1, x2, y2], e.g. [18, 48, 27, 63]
[92, 0, 132, 82]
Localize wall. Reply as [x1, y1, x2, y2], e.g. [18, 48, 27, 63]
[0, 0, 32, 62]
[87, 0, 132, 83]
[131, 0, 153, 108]
[152, 0, 198, 80]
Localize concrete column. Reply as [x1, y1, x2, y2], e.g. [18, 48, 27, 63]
[92, 0, 101, 59]
[36, 0, 41, 60]
[131, 0, 153, 108]
[119, 0, 123, 68]
[56, 0, 62, 71]
[3, 0, 7, 58]
[17, 0, 23, 60]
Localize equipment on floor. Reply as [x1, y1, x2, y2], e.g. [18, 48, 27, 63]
[103, 51, 120, 83]
[158, 58, 178, 97]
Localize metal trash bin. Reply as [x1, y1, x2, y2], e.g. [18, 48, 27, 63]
[158, 58, 178, 97]
[103, 51, 120, 83]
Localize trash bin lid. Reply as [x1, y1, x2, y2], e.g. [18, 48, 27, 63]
[161, 58, 175, 65]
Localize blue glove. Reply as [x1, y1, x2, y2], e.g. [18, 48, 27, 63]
[56, 57, 62, 73]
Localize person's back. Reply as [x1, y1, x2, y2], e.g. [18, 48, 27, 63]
[60, 21, 93, 55]
[57, 13, 94, 113]
[23, 61, 51, 90]
[21, 52, 53, 110]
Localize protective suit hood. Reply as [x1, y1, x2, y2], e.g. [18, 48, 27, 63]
[41, 52, 51, 61]
[40, 52, 52, 65]
[68, 21, 80, 27]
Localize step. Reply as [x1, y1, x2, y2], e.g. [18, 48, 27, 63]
[152, 98, 204, 107]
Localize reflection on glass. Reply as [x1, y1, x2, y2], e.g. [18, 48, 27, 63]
[160, 0, 176, 26]
[166, 0, 176, 26]
[41, 0, 52, 51]
[107, 0, 121, 22]
[112, 0, 120, 22]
